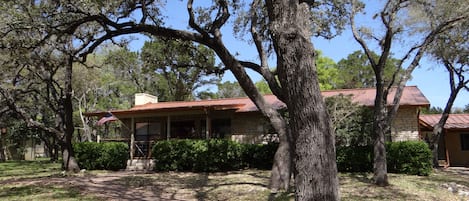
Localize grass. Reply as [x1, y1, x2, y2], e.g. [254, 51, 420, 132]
[0, 159, 99, 201]
[0, 159, 61, 180]
[0, 160, 468, 200]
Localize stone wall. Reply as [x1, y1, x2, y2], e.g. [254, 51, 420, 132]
[230, 113, 277, 144]
[391, 107, 421, 141]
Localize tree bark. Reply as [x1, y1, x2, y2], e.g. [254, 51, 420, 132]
[62, 55, 80, 172]
[430, 85, 460, 167]
[269, 128, 291, 192]
[371, 80, 390, 186]
[266, 1, 339, 200]
[0, 134, 5, 162]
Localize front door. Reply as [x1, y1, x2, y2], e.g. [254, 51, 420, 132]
[135, 121, 161, 158]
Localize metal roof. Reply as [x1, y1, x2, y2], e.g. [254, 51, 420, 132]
[420, 114, 469, 130]
[85, 86, 429, 117]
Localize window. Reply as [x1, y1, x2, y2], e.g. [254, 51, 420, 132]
[212, 119, 231, 138]
[461, 134, 469, 151]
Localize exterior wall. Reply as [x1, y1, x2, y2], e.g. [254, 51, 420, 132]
[24, 139, 46, 160]
[230, 113, 277, 144]
[445, 132, 469, 166]
[391, 107, 420, 141]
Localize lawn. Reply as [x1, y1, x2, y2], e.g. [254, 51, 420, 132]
[0, 160, 468, 201]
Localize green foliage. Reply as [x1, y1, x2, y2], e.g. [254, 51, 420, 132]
[420, 106, 444, 114]
[325, 94, 373, 147]
[73, 142, 128, 170]
[241, 143, 278, 169]
[387, 141, 433, 176]
[152, 139, 276, 172]
[255, 80, 272, 95]
[141, 38, 221, 101]
[216, 81, 246, 98]
[336, 141, 433, 175]
[316, 50, 341, 90]
[336, 50, 403, 89]
[336, 146, 372, 172]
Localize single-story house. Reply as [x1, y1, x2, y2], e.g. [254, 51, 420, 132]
[419, 114, 469, 167]
[85, 86, 430, 162]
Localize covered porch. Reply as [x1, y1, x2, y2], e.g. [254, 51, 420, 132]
[88, 105, 238, 160]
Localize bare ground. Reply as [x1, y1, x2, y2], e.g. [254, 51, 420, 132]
[0, 170, 271, 201]
[2, 168, 469, 201]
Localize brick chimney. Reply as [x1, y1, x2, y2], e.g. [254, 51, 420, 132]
[135, 93, 158, 106]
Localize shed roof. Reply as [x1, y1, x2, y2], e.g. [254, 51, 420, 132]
[85, 86, 429, 117]
[419, 114, 469, 130]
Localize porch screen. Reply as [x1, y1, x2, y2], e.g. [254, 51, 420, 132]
[135, 121, 161, 157]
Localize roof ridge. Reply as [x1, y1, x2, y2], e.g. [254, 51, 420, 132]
[321, 85, 418, 93]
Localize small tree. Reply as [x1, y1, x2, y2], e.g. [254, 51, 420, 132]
[426, 18, 469, 167]
[349, 0, 468, 186]
[325, 94, 373, 147]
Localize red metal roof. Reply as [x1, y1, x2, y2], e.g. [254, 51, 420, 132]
[85, 86, 429, 117]
[420, 114, 469, 129]
[322, 86, 430, 107]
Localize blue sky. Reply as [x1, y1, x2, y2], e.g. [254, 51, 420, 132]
[128, 1, 468, 109]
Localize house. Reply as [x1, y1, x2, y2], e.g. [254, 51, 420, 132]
[85, 86, 430, 163]
[419, 114, 469, 167]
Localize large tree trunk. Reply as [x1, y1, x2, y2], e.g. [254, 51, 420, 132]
[210, 44, 292, 192]
[372, 84, 389, 186]
[266, 1, 339, 200]
[62, 55, 80, 172]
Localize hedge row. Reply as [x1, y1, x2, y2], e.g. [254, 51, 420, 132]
[74, 142, 129, 170]
[337, 141, 433, 176]
[151, 139, 277, 172]
[153, 139, 432, 175]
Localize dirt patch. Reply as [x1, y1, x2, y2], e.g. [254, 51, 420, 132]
[4, 170, 270, 201]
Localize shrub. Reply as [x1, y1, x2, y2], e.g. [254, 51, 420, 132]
[73, 142, 102, 170]
[336, 141, 433, 175]
[336, 145, 372, 172]
[74, 142, 129, 170]
[241, 143, 278, 169]
[386, 141, 433, 176]
[99, 142, 129, 170]
[152, 139, 276, 172]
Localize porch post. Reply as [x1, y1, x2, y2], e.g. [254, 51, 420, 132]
[205, 108, 211, 139]
[130, 117, 135, 161]
[444, 130, 450, 167]
[166, 116, 171, 140]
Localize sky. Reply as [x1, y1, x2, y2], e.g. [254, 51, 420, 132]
[127, 1, 468, 109]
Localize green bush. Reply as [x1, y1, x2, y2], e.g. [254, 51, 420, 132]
[241, 143, 278, 169]
[336, 145, 372, 172]
[386, 141, 433, 176]
[74, 142, 129, 170]
[73, 142, 102, 170]
[336, 141, 433, 175]
[152, 139, 276, 172]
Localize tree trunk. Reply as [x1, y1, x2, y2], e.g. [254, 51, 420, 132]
[211, 45, 292, 192]
[0, 135, 5, 162]
[372, 84, 389, 186]
[62, 142, 79, 172]
[430, 88, 458, 167]
[266, 1, 339, 200]
[269, 128, 291, 192]
[62, 55, 80, 172]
